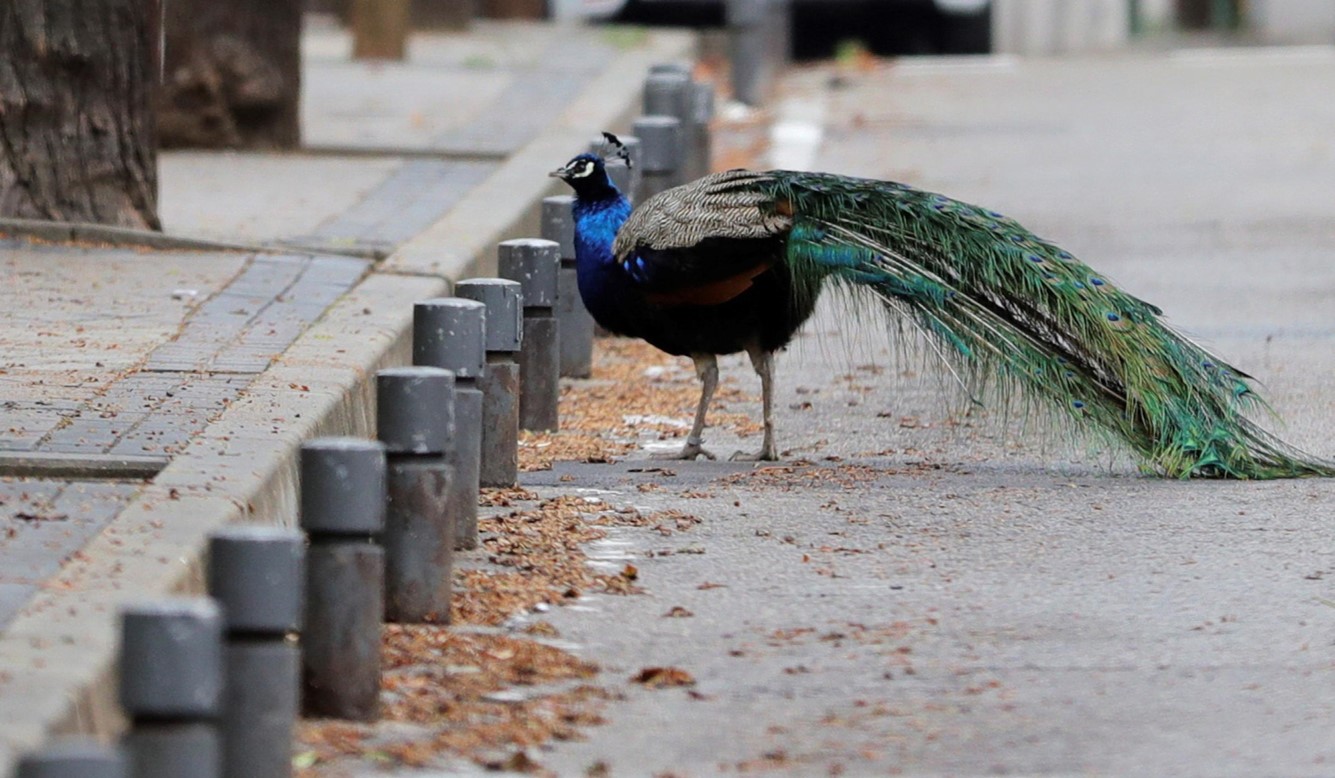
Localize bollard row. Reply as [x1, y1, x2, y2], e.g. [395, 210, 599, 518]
[23, 259, 586, 774]
[643, 63, 713, 183]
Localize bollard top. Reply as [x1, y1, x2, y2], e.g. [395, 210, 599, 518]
[540, 196, 576, 259]
[726, 0, 771, 26]
[301, 437, 384, 455]
[644, 70, 692, 120]
[208, 526, 306, 634]
[413, 297, 486, 379]
[300, 437, 387, 534]
[497, 239, 561, 308]
[16, 738, 125, 778]
[377, 366, 456, 455]
[649, 62, 692, 77]
[633, 116, 683, 173]
[119, 598, 223, 718]
[455, 278, 523, 353]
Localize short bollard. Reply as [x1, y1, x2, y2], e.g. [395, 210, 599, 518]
[540, 197, 594, 379]
[497, 239, 561, 433]
[727, 0, 772, 106]
[634, 115, 684, 200]
[590, 133, 642, 203]
[455, 279, 522, 486]
[17, 738, 125, 778]
[645, 67, 707, 182]
[208, 527, 304, 778]
[299, 438, 386, 721]
[120, 599, 224, 778]
[690, 80, 715, 176]
[377, 366, 456, 622]
[413, 298, 485, 550]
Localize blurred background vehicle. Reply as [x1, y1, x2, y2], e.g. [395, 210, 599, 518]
[606, 0, 992, 57]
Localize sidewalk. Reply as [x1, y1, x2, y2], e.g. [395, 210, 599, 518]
[0, 20, 694, 770]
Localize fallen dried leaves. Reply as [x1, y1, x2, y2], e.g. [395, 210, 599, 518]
[519, 337, 759, 471]
[632, 666, 697, 688]
[298, 338, 721, 774]
[295, 629, 606, 775]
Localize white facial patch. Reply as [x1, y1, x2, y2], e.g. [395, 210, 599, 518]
[570, 160, 595, 178]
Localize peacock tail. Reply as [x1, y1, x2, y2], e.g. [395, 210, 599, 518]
[619, 168, 1333, 479]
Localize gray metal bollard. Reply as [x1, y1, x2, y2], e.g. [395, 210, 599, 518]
[644, 70, 694, 178]
[590, 134, 642, 203]
[377, 366, 456, 622]
[455, 279, 523, 487]
[690, 81, 715, 176]
[119, 599, 224, 778]
[540, 197, 594, 380]
[413, 298, 484, 550]
[728, 0, 779, 106]
[497, 240, 561, 433]
[17, 738, 125, 778]
[634, 116, 684, 200]
[208, 527, 304, 778]
[299, 438, 386, 721]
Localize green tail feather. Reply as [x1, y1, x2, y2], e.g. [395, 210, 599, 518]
[765, 171, 1333, 479]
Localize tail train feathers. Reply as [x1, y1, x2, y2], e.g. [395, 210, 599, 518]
[731, 170, 1333, 479]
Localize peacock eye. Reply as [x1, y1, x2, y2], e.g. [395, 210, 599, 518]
[571, 161, 594, 178]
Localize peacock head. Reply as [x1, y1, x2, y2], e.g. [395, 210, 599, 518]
[550, 132, 631, 200]
[550, 153, 619, 199]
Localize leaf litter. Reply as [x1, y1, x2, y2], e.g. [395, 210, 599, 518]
[297, 339, 709, 775]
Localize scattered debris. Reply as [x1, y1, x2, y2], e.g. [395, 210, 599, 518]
[632, 666, 696, 688]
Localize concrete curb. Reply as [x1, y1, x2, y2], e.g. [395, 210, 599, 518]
[0, 25, 698, 772]
[0, 217, 283, 256]
[0, 273, 443, 768]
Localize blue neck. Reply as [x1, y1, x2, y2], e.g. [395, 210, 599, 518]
[571, 190, 636, 330]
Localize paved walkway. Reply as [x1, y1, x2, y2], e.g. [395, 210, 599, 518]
[518, 49, 1335, 776]
[0, 20, 694, 770]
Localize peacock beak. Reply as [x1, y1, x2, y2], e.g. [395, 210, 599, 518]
[549, 166, 570, 180]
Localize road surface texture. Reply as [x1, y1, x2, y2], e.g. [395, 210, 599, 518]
[508, 49, 1335, 776]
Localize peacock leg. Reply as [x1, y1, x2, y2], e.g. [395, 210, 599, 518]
[655, 354, 718, 461]
[731, 347, 778, 461]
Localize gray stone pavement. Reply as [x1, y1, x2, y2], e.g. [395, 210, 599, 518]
[0, 20, 694, 772]
[499, 50, 1333, 776]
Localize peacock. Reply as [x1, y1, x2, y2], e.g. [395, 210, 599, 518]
[551, 138, 1333, 478]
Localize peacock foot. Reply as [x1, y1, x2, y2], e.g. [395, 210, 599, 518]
[728, 445, 778, 462]
[654, 441, 717, 461]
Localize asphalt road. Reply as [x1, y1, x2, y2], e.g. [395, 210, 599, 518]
[517, 50, 1335, 776]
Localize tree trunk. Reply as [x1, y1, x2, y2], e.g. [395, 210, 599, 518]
[351, 0, 409, 60]
[481, 0, 546, 20]
[158, 0, 301, 149]
[413, 0, 474, 30]
[0, 0, 161, 229]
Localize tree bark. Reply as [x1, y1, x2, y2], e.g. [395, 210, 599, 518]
[0, 0, 161, 229]
[158, 0, 301, 149]
[481, 0, 546, 20]
[351, 0, 409, 60]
